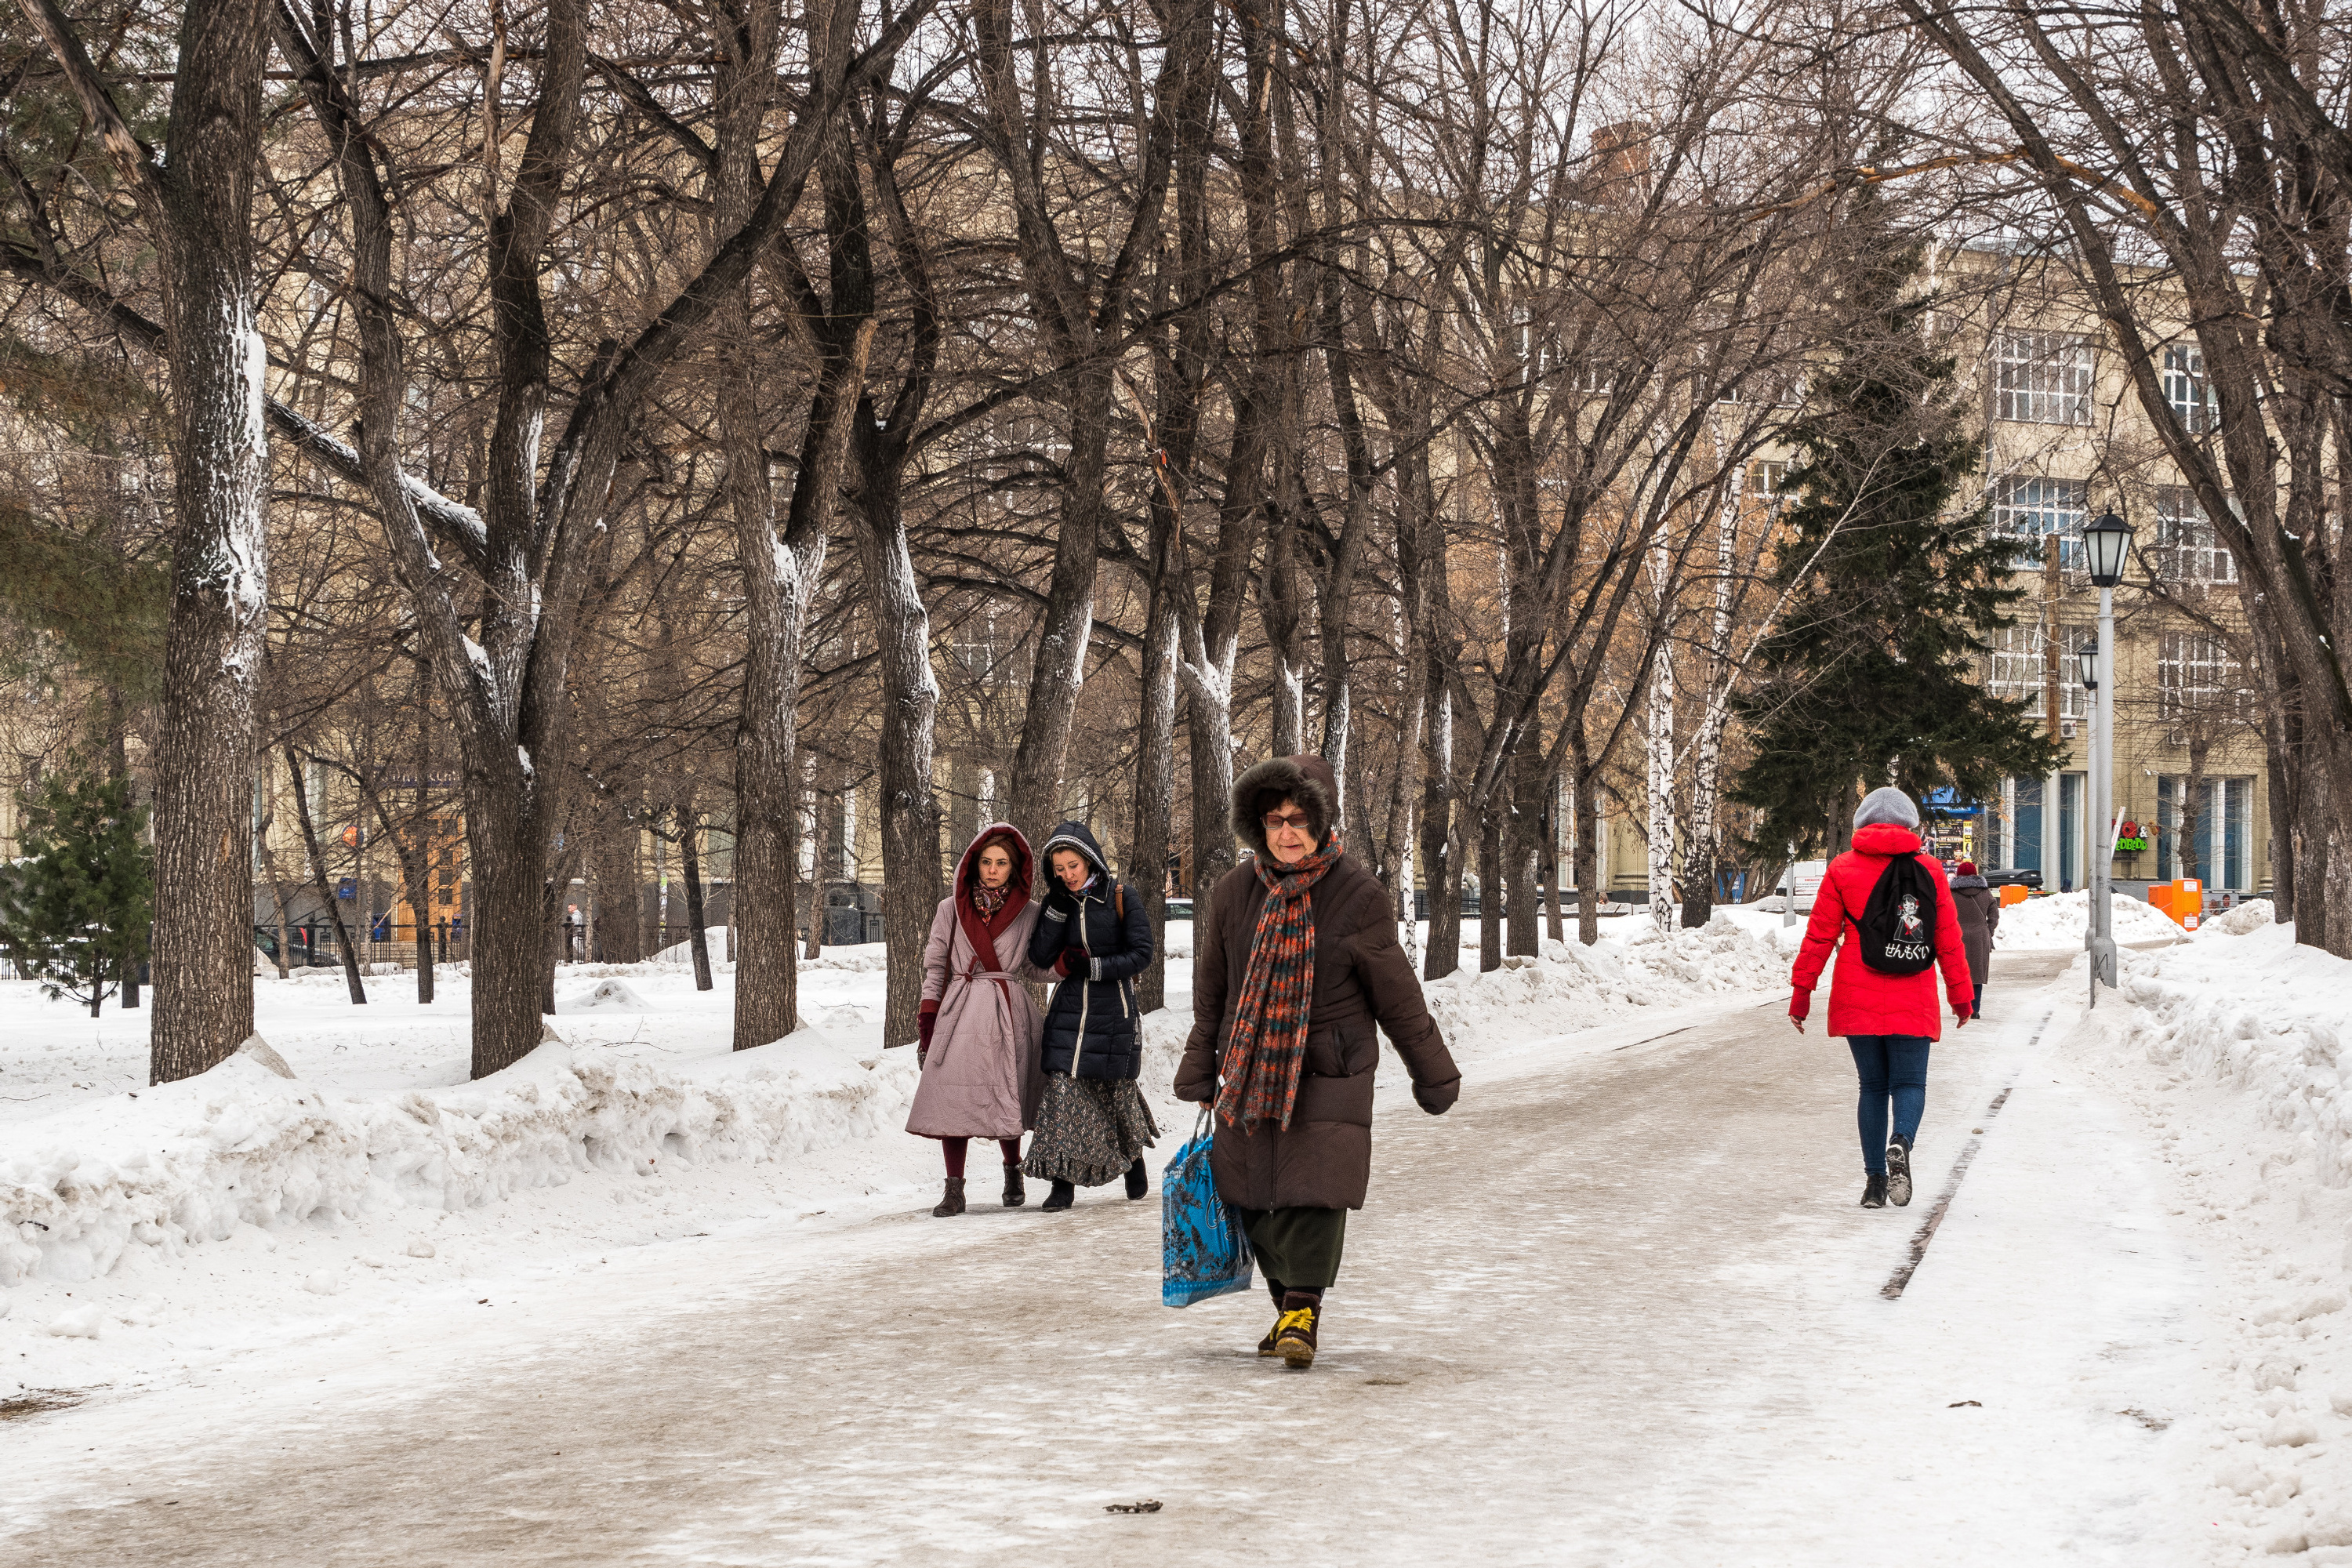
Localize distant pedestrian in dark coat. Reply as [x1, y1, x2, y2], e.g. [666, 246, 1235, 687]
[1023, 822, 1159, 1211]
[1174, 753, 1461, 1369]
[1948, 861, 1998, 1007]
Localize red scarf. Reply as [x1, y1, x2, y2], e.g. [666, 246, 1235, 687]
[957, 880, 1027, 984]
[1216, 836, 1345, 1132]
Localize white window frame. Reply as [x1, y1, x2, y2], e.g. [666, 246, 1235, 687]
[2157, 630, 2252, 721]
[1989, 474, 2086, 570]
[1985, 623, 2085, 720]
[2154, 486, 2238, 584]
[1995, 330, 2094, 424]
[2162, 346, 2215, 434]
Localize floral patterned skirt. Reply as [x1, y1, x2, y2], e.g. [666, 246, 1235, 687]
[1023, 1074, 1160, 1187]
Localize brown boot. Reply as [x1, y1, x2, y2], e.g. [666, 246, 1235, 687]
[1002, 1165, 1025, 1208]
[1274, 1291, 1321, 1369]
[932, 1178, 966, 1217]
[1258, 1279, 1287, 1357]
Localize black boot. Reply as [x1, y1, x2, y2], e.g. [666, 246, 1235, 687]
[1002, 1164, 1026, 1208]
[932, 1178, 966, 1218]
[1041, 1178, 1076, 1211]
[1860, 1172, 1887, 1209]
[1885, 1137, 1914, 1207]
[1124, 1157, 1148, 1200]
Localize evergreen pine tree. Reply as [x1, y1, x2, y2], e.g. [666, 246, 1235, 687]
[1730, 230, 2063, 858]
[0, 768, 154, 1017]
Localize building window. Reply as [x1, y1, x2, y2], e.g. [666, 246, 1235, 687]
[2153, 487, 2237, 584]
[1747, 460, 1789, 499]
[1984, 623, 2086, 720]
[1989, 475, 2085, 569]
[2162, 346, 2215, 434]
[2158, 775, 2253, 888]
[2157, 631, 2252, 721]
[1994, 331, 2094, 424]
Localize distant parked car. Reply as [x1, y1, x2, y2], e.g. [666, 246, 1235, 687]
[1984, 869, 2042, 890]
[1757, 860, 1828, 913]
[1164, 898, 1195, 922]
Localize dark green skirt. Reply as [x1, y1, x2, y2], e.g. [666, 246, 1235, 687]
[1236, 1206, 1347, 1290]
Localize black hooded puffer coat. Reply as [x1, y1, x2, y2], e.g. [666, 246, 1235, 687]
[1026, 822, 1154, 1080]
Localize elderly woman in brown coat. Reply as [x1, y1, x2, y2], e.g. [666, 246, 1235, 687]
[1949, 860, 2000, 1011]
[1174, 754, 1461, 1369]
[907, 824, 1051, 1216]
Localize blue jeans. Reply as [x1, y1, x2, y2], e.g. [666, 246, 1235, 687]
[1847, 1036, 1932, 1174]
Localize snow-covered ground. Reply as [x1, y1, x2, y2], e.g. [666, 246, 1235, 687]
[2060, 912, 2352, 1559]
[0, 913, 1788, 1400]
[5, 897, 2347, 1563]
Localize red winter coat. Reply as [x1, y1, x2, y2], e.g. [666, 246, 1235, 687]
[1789, 824, 1974, 1040]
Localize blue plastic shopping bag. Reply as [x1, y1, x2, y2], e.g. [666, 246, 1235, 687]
[1162, 1109, 1254, 1307]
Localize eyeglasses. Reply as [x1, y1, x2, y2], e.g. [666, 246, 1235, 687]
[1262, 811, 1313, 830]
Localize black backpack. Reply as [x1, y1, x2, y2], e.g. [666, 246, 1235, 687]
[1853, 854, 1942, 975]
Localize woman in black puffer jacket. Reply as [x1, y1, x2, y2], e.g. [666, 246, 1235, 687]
[1023, 822, 1159, 1210]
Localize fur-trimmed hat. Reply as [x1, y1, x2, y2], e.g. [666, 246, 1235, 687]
[1232, 753, 1339, 858]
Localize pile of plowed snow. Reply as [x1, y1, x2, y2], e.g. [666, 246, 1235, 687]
[1994, 888, 2183, 949]
[0, 1029, 909, 1290]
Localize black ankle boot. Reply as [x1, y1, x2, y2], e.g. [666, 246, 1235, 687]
[1124, 1157, 1148, 1200]
[1860, 1172, 1887, 1208]
[1041, 1179, 1076, 1211]
[932, 1178, 966, 1217]
[1002, 1164, 1025, 1208]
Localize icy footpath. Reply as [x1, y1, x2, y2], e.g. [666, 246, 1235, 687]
[1, 1029, 913, 1293]
[2067, 906, 2352, 1560]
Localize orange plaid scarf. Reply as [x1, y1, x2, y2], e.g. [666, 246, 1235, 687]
[1217, 837, 1345, 1132]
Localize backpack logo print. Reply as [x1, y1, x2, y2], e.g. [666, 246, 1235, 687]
[1897, 895, 1923, 939]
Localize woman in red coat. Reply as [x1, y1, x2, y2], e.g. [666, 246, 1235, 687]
[1788, 787, 1976, 1209]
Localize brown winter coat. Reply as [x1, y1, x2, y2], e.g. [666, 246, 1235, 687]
[1950, 876, 1999, 995]
[906, 828, 1052, 1140]
[1174, 755, 1461, 1210]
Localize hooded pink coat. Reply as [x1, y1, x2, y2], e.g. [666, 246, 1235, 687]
[906, 826, 1052, 1139]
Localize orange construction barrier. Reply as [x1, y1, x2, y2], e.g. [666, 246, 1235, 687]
[1998, 884, 2031, 907]
[2151, 879, 2202, 931]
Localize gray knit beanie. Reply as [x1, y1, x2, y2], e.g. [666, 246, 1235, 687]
[1853, 786, 1922, 830]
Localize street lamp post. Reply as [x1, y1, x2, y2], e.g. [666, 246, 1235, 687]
[2081, 510, 2136, 1002]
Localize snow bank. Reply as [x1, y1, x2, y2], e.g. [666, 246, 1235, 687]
[2115, 923, 2352, 1185]
[2198, 897, 2277, 938]
[560, 978, 651, 1012]
[1417, 913, 1784, 1053]
[2082, 912, 2352, 1555]
[1993, 888, 2182, 949]
[0, 1029, 913, 1290]
[652, 927, 732, 967]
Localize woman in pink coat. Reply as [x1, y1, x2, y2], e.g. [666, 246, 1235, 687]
[1788, 787, 1975, 1210]
[907, 824, 1051, 1216]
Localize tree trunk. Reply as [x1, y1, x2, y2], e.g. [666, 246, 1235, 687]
[1646, 571, 1678, 935]
[2298, 764, 2332, 952]
[17, 0, 283, 1081]
[681, 803, 713, 993]
[854, 464, 942, 1050]
[593, 808, 644, 964]
[1133, 579, 1178, 1014]
[1542, 769, 1565, 945]
[1478, 800, 1504, 973]
[1420, 681, 1461, 978]
[1505, 741, 1543, 956]
[256, 829, 296, 979]
[1573, 723, 1603, 948]
[285, 750, 366, 1005]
